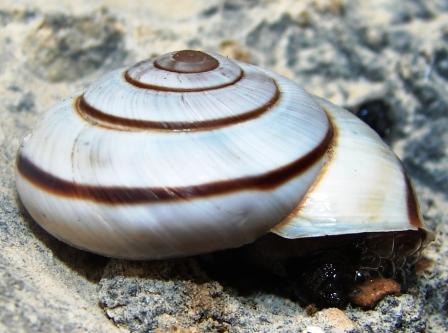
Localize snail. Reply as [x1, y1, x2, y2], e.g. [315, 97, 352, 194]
[16, 50, 432, 307]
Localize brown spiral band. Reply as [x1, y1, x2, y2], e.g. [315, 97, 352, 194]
[75, 81, 281, 131]
[16, 125, 333, 205]
[123, 68, 244, 92]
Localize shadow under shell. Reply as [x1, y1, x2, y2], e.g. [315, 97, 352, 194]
[199, 229, 430, 308]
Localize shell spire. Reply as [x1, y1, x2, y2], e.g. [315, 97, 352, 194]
[153, 50, 220, 73]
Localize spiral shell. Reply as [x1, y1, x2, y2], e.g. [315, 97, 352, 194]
[16, 50, 423, 259]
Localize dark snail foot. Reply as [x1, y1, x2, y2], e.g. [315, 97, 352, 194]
[285, 250, 359, 308]
[199, 246, 361, 308]
[198, 229, 428, 309]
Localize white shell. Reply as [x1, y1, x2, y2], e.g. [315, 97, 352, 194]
[15, 50, 422, 259]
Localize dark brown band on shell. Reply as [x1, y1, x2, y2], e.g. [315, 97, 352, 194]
[124, 68, 244, 92]
[16, 127, 333, 205]
[154, 50, 219, 73]
[403, 170, 422, 227]
[76, 85, 280, 131]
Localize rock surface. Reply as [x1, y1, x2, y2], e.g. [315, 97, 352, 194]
[1, 0, 447, 332]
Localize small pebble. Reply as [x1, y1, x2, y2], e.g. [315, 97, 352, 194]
[350, 277, 401, 308]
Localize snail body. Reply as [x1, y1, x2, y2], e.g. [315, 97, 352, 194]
[16, 50, 429, 262]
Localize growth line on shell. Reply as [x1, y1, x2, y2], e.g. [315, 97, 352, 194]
[272, 109, 338, 233]
[124, 68, 244, 92]
[75, 84, 281, 132]
[16, 126, 333, 205]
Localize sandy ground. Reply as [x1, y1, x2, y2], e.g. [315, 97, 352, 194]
[1, 0, 447, 332]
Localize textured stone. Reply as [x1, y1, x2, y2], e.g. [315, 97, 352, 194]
[0, 0, 447, 332]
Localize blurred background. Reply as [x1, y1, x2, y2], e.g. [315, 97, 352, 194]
[0, 1, 447, 332]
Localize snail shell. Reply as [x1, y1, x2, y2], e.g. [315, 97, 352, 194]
[16, 50, 425, 259]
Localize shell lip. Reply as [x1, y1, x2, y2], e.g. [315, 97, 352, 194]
[272, 223, 421, 239]
[271, 96, 428, 240]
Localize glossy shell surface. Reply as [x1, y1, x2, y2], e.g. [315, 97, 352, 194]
[16, 50, 422, 259]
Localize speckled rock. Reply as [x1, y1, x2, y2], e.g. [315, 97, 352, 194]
[1, 0, 447, 332]
[24, 10, 127, 82]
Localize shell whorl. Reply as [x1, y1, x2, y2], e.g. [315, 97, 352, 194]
[16, 50, 334, 259]
[77, 50, 279, 131]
